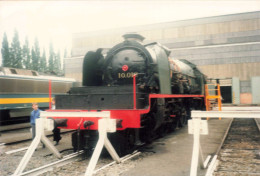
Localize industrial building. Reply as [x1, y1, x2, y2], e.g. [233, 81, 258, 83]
[65, 11, 260, 105]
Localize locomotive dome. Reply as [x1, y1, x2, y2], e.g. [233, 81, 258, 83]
[122, 33, 145, 43]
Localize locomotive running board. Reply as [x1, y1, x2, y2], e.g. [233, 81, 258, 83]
[13, 111, 121, 176]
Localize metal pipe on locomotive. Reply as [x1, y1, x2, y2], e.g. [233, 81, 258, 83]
[51, 33, 206, 155]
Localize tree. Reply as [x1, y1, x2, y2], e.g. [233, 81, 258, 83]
[31, 47, 37, 70]
[22, 36, 31, 69]
[39, 49, 47, 73]
[64, 48, 67, 58]
[48, 42, 55, 73]
[10, 29, 23, 68]
[1, 32, 10, 67]
[31, 38, 41, 71]
[53, 50, 61, 74]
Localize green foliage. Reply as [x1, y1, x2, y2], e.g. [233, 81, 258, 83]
[31, 47, 37, 70]
[2, 30, 64, 75]
[48, 42, 63, 75]
[34, 38, 41, 69]
[53, 50, 61, 74]
[10, 29, 23, 68]
[22, 36, 31, 69]
[48, 42, 55, 73]
[1, 32, 10, 67]
[39, 49, 47, 73]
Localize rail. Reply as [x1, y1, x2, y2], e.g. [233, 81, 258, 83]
[189, 107, 260, 176]
[20, 151, 84, 176]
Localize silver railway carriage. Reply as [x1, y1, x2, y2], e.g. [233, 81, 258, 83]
[0, 67, 76, 125]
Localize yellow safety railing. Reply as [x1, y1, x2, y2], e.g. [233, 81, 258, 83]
[205, 84, 222, 120]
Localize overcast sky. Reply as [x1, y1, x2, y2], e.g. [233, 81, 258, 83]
[1, 1, 260, 64]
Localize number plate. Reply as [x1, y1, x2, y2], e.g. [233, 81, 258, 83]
[118, 72, 138, 79]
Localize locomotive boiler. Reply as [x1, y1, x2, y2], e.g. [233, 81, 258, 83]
[54, 33, 206, 155]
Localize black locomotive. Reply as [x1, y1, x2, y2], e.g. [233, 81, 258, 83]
[55, 33, 206, 154]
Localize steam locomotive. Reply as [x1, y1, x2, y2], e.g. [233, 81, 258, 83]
[54, 33, 206, 155]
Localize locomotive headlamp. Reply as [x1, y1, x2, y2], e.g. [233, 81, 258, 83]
[122, 65, 129, 71]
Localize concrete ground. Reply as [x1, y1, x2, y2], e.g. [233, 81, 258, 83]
[121, 118, 232, 176]
[1, 118, 234, 175]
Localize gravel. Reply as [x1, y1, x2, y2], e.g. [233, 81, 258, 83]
[213, 118, 260, 176]
[0, 131, 151, 176]
[0, 132, 74, 176]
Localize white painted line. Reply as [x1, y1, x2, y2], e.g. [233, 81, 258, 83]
[6, 147, 29, 155]
[94, 152, 137, 174]
[205, 155, 218, 176]
[93, 151, 141, 174]
[121, 152, 141, 163]
[93, 161, 116, 174]
[203, 155, 211, 169]
[20, 151, 84, 176]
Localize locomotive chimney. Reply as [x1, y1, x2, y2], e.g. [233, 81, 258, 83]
[123, 33, 145, 43]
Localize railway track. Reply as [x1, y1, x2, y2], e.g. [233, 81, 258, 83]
[0, 127, 75, 145]
[1, 130, 144, 176]
[10, 150, 141, 176]
[212, 118, 260, 175]
[40, 150, 141, 176]
[19, 150, 85, 176]
[0, 123, 31, 133]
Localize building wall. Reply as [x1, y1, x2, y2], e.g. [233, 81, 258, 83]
[72, 12, 260, 56]
[64, 57, 83, 82]
[66, 11, 260, 103]
[198, 63, 260, 81]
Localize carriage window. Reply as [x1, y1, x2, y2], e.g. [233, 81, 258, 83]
[10, 69, 17, 74]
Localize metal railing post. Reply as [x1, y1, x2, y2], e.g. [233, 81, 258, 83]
[190, 108, 260, 176]
[85, 118, 121, 176]
[13, 116, 61, 175]
[13, 118, 44, 175]
[190, 117, 201, 176]
[85, 119, 107, 176]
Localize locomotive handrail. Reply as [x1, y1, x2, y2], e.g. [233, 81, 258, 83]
[133, 74, 137, 109]
[149, 94, 204, 98]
